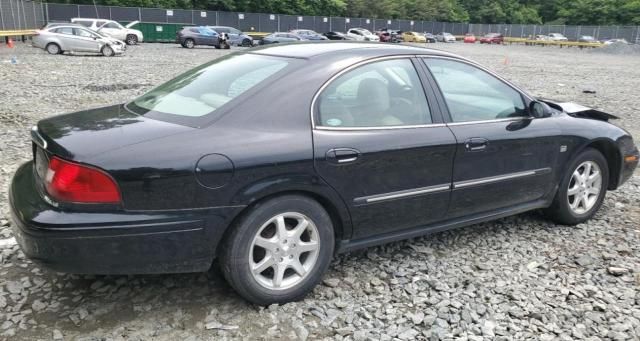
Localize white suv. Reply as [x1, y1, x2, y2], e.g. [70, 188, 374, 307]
[71, 18, 143, 45]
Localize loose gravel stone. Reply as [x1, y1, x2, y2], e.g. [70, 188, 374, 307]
[1, 42, 639, 340]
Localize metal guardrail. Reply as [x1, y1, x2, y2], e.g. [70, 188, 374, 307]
[0, 29, 36, 37]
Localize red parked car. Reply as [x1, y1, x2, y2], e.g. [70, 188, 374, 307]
[480, 33, 504, 44]
[463, 33, 476, 43]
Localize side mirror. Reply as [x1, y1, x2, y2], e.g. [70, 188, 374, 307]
[529, 101, 552, 118]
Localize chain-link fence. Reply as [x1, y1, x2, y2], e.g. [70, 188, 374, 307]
[468, 23, 640, 42]
[3, 1, 639, 44]
[0, 0, 46, 30]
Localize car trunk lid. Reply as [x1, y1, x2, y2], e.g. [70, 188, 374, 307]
[34, 104, 193, 162]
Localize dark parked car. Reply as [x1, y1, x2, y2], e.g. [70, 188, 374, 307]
[424, 32, 436, 43]
[207, 26, 253, 47]
[377, 31, 392, 42]
[291, 29, 328, 41]
[323, 31, 350, 40]
[259, 32, 306, 45]
[10, 43, 639, 305]
[176, 26, 229, 49]
[480, 33, 504, 44]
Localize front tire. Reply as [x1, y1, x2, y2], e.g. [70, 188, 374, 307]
[219, 195, 335, 305]
[126, 34, 138, 45]
[101, 45, 115, 57]
[544, 148, 609, 225]
[241, 38, 252, 47]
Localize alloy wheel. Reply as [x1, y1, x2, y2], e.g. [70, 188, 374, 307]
[249, 212, 320, 290]
[567, 161, 602, 214]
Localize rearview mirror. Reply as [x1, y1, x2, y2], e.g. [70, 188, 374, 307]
[529, 101, 552, 118]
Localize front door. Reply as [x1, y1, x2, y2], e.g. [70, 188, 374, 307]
[312, 57, 457, 239]
[72, 28, 101, 52]
[422, 57, 561, 217]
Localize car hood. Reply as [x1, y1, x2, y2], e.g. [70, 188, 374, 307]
[540, 99, 619, 122]
[125, 21, 139, 28]
[35, 104, 193, 162]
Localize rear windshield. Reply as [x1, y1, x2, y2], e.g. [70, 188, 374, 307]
[127, 54, 290, 126]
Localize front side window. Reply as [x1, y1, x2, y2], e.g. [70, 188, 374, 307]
[317, 59, 431, 128]
[74, 28, 94, 38]
[128, 54, 290, 124]
[425, 58, 526, 123]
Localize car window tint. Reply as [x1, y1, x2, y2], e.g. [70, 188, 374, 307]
[229, 28, 241, 34]
[130, 54, 289, 119]
[216, 28, 229, 33]
[317, 59, 432, 128]
[189, 28, 199, 33]
[425, 59, 526, 122]
[75, 20, 91, 27]
[55, 27, 74, 35]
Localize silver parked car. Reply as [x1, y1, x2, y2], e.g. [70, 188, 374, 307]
[33, 25, 126, 56]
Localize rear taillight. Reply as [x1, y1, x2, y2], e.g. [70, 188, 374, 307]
[45, 156, 121, 204]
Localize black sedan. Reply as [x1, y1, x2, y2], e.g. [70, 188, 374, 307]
[10, 43, 639, 305]
[324, 31, 350, 40]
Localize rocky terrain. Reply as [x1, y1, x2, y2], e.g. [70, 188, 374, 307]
[0, 42, 639, 340]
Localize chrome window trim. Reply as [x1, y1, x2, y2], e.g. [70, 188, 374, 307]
[310, 55, 441, 131]
[315, 123, 447, 131]
[446, 117, 528, 126]
[355, 183, 451, 204]
[453, 167, 551, 189]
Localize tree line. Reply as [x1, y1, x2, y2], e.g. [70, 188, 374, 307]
[53, 0, 640, 25]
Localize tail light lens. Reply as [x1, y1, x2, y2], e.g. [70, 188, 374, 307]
[45, 156, 121, 204]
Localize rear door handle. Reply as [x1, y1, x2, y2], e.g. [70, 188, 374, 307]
[326, 148, 360, 164]
[464, 138, 489, 152]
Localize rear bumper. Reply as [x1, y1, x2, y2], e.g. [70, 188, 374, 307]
[9, 162, 244, 274]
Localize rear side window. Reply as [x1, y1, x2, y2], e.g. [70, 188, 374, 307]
[425, 58, 526, 123]
[55, 27, 74, 35]
[317, 58, 431, 128]
[128, 54, 290, 125]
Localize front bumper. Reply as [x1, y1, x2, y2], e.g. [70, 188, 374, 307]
[9, 162, 243, 274]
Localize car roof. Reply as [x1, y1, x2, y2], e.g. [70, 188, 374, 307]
[251, 41, 458, 59]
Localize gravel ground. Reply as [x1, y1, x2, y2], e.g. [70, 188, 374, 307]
[1, 42, 639, 341]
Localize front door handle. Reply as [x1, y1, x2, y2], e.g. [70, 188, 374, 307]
[326, 148, 360, 164]
[464, 138, 489, 152]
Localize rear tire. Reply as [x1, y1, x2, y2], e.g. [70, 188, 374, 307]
[46, 43, 61, 55]
[219, 195, 335, 305]
[184, 39, 195, 49]
[101, 45, 115, 57]
[544, 148, 609, 225]
[241, 38, 252, 47]
[126, 34, 138, 45]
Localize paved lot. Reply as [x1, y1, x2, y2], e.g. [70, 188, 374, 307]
[0, 42, 639, 340]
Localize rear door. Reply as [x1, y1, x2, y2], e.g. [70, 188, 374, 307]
[422, 57, 561, 217]
[312, 57, 457, 239]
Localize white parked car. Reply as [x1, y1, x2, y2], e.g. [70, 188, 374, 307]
[436, 32, 456, 43]
[346, 28, 380, 42]
[33, 24, 126, 56]
[71, 18, 143, 45]
[548, 33, 568, 41]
